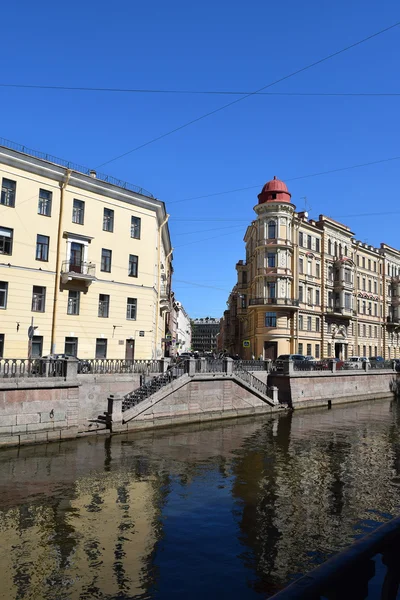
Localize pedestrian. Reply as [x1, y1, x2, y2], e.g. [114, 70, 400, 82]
[258, 353, 263, 361]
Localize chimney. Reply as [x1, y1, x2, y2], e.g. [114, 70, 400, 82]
[89, 170, 97, 178]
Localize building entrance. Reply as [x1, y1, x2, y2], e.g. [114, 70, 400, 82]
[125, 339, 135, 361]
[264, 341, 278, 361]
[334, 342, 348, 360]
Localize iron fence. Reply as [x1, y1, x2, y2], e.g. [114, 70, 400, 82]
[233, 360, 266, 372]
[370, 360, 395, 370]
[0, 358, 66, 378]
[234, 368, 272, 398]
[293, 360, 329, 372]
[83, 359, 162, 375]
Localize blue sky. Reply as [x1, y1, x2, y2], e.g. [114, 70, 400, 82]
[1, 0, 399, 318]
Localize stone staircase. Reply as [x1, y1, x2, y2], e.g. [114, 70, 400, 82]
[122, 366, 185, 411]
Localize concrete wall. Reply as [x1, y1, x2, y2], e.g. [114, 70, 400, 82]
[269, 370, 398, 408]
[0, 379, 79, 447]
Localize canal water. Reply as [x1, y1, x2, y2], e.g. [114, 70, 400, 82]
[1, 398, 400, 599]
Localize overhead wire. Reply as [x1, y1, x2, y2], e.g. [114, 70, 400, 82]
[95, 20, 400, 168]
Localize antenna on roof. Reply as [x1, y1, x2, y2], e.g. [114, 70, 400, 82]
[300, 196, 312, 214]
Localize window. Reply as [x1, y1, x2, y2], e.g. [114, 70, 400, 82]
[242, 271, 247, 284]
[357, 276, 360, 289]
[327, 343, 332, 357]
[298, 343, 303, 355]
[32, 286, 46, 312]
[315, 289, 320, 305]
[126, 297, 137, 320]
[65, 337, 78, 357]
[315, 344, 320, 359]
[307, 288, 313, 305]
[38, 189, 52, 216]
[0, 282, 8, 309]
[267, 282, 276, 299]
[307, 260, 312, 276]
[67, 290, 80, 315]
[362, 301, 366, 314]
[344, 270, 351, 283]
[31, 336, 43, 358]
[316, 263, 320, 278]
[358, 323, 361, 336]
[368, 302, 372, 315]
[299, 286, 303, 302]
[72, 199, 85, 224]
[374, 281, 377, 294]
[129, 254, 139, 277]
[328, 240, 332, 255]
[369, 325, 372, 338]
[307, 343, 312, 356]
[131, 216, 141, 239]
[307, 316, 312, 331]
[374, 303, 377, 316]
[1, 178, 16, 207]
[316, 238, 320, 252]
[363, 324, 366, 337]
[265, 312, 277, 327]
[0, 333, 4, 358]
[299, 315, 304, 330]
[299, 232, 303, 246]
[316, 317, 320, 332]
[375, 326, 378, 338]
[368, 259, 371, 271]
[362, 257, 365, 268]
[95, 338, 107, 359]
[98, 294, 110, 318]
[374, 262, 377, 272]
[103, 208, 114, 232]
[368, 279, 372, 293]
[267, 252, 276, 268]
[101, 249, 112, 272]
[362, 278, 366, 291]
[35, 234, 49, 261]
[299, 258, 304, 273]
[345, 293, 351, 310]
[357, 255, 360, 266]
[0, 227, 13, 255]
[267, 220, 276, 239]
[307, 235, 312, 250]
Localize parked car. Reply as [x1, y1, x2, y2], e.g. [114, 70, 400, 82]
[274, 354, 305, 372]
[343, 356, 370, 370]
[370, 356, 384, 362]
[304, 356, 317, 362]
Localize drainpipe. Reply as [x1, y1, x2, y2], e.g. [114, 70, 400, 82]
[155, 214, 170, 358]
[50, 169, 72, 354]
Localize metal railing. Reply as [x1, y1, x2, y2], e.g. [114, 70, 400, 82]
[370, 360, 395, 370]
[61, 260, 96, 277]
[82, 359, 162, 375]
[122, 365, 185, 411]
[248, 298, 300, 307]
[232, 360, 266, 372]
[234, 368, 272, 398]
[0, 358, 66, 378]
[293, 360, 329, 372]
[0, 136, 154, 197]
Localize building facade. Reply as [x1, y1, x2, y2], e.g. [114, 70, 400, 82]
[175, 301, 192, 354]
[191, 318, 220, 354]
[0, 141, 173, 359]
[224, 176, 400, 360]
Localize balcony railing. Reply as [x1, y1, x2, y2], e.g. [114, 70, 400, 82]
[61, 260, 96, 278]
[248, 298, 299, 307]
[387, 316, 400, 324]
[325, 306, 355, 316]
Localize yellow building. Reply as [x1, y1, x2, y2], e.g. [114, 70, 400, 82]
[0, 140, 173, 359]
[224, 176, 400, 361]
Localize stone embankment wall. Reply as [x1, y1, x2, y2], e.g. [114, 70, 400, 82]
[109, 374, 276, 434]
[268, 370, 398, 408]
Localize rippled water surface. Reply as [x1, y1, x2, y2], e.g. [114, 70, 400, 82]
[2, 398, 400, 599]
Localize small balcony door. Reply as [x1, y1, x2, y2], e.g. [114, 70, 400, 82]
[70, 243, 83, 273]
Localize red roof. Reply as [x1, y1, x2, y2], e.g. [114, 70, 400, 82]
[258, 176, 291, 204]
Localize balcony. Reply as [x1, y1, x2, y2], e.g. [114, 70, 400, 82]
[257, 267, 292, 277]
[387, 316, 400, 325]
[248, 297, 299, 308]
[334, 277, 354, 291]
[325, 305, 354, 318]
[61, 260, 96, 285]
[255, 238, 292, 249]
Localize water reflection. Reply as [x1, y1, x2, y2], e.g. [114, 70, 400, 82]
[0, 399, 400, 599]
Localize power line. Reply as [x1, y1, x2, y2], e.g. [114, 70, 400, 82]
[96, 20, 400, 168]
[1, 82, 399, 97]
[169, 155, 400, 204]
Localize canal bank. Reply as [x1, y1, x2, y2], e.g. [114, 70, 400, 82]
[0, 357, 399, 447]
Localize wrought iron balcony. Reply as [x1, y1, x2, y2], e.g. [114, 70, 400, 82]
[248, 297, 299, 307]
[61, 260, 96, 285]
[325, 305, 354, 317]
[387, 315, 400, 325]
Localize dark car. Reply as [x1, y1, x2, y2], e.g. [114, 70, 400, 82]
[274, 354, 305, 372]
[370, 356, 384, 362]
[41, 354, 91, 374]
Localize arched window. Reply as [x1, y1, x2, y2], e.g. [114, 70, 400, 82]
[338, 244, 342, 257]
[334, 242, 338, 257]
[268, 220, 276, 239]
[328, 240, 332, 255]
[344, 246, 348, 256]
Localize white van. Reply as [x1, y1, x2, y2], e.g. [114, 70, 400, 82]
[344, 356, 370, 370]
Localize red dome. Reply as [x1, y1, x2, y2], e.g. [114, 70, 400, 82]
[258, 176, 291, 204]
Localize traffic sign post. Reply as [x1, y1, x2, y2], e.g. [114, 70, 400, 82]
[243, 340, 250, 348]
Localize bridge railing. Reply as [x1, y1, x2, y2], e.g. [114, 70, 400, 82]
[0, 358, 66, 378]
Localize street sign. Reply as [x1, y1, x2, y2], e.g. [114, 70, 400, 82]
[243, 340, 250, 348]
[139, 331, 145, 337]
[166, 333, 172, 340]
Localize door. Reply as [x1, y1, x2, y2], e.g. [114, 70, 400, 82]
[70, 243, 83, 273]
[125, 339, 135, 361]
[264, 341, 277, 360]
[335, 343, 342, 359]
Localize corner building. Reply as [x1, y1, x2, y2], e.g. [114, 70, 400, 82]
[225, 177, 400, 360]
[0, 141, 173, 359]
